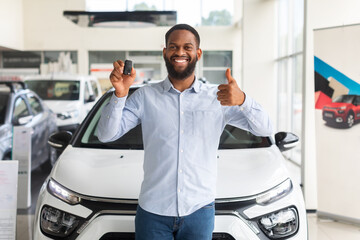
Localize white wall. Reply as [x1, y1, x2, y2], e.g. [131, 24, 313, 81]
[242, 0, 277, 136]
[0, 0, 24, 50]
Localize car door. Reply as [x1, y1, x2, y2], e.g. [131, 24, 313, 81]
[25, 93, 49, 169]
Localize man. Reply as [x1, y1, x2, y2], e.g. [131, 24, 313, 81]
[97, 24, 273, 240]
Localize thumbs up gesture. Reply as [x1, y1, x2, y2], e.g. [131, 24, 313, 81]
[217, 68, 245, 106]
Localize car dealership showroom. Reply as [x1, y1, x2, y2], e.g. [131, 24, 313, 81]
[1, 0, 360, 239]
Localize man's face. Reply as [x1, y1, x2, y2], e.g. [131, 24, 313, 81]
[163, 30, 202, 80]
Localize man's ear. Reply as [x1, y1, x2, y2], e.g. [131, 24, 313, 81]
[163, 48, 166, 60]
[197, 48, 202, 60]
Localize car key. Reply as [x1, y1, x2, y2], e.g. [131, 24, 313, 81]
[123, 60, 132, 75]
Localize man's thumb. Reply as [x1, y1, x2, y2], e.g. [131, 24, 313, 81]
[226, 68, 235, 84]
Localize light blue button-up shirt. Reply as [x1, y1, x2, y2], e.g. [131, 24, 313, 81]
[97, 77, 273, 217]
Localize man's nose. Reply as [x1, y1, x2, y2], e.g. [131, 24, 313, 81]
[175, 47, 185, 55]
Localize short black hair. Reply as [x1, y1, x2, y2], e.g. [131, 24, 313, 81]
[165, 24, 200, 48]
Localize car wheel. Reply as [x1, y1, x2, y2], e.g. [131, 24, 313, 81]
[346, 113, 354, 128]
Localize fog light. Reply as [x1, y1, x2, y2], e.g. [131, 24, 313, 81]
[40, 206, 80, 237]
[259, 207, 298, 239]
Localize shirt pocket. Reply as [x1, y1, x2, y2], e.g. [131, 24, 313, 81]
[192, 110, 219, 138]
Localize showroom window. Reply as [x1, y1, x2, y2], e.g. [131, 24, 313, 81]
[276, 0, 304, 165]
[86, 0, 234, 26]
[0, 51, 78, 72]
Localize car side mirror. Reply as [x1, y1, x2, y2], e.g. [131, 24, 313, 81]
[85, 95, 96, 103]
[13, 115, 33, 126]
[275, 132, 299, 152]
[48, 131, 73, 152]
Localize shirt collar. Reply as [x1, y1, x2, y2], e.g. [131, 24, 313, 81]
[162, 76, 201, 93]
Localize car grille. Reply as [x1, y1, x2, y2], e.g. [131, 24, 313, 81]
[99, 233, 235, 240]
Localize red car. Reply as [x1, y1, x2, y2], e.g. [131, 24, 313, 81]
[322, 94, 360, 128]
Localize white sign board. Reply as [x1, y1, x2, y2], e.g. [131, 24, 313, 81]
[0, 160, 19, 240]
[12, 126, 32, 209]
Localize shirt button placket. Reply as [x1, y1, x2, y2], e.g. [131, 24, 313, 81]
[177, 93, 185, 215]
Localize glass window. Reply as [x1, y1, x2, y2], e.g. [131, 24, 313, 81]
[25, 80, 80, 101]
[13, 97, 30, 121]
[44, 51, 78, 64]
[276, 0, 304, 165]
[84, 81, 91, 101]
[2, 51, 41, 68]
[202, 51, 232, 84]
[90, 80, 99, 97]
[89, 51, 126, 65]
[203, 51, 232, 68]
[27, 95, 43, 115]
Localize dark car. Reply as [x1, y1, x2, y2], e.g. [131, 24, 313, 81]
[0, 81, 58, 170]
[322, 94, 360, 128]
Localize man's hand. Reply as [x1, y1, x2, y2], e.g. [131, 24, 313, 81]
[110, 60, 136, 98]
[217, 68, 245, 106]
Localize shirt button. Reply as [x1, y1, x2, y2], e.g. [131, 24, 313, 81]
[180, 130, 184, 134]
[114, 100, 118, 104]
[179, 169, 183, 173]
[178, 189, 181, 193]
[180, 149, 184, 153]
[107, 116, 110, 119]
[240, 107, 244, 111]
[181, 111, 184, 115]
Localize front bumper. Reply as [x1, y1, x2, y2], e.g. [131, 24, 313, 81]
[34, 181, 308, 240]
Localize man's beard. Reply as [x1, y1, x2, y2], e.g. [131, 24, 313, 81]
[165, 56, 197, 80]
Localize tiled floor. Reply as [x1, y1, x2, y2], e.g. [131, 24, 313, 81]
[16, 213, 360, 239]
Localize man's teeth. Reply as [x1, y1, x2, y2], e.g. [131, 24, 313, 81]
[174, 59, 187, 63]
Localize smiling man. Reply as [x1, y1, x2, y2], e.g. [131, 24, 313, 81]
[97, 24, 273, 240]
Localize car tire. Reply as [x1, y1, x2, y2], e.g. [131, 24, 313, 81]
[346, 112, 354, 128]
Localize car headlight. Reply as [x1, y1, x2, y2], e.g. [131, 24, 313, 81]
[48, 179, 81, 205]
[259, 207, 299, 239]
[256, 179, 292, 205]
[57, 110, 79, 120]
[40, 206, 81, 238]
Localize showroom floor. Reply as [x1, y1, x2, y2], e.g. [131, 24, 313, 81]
[15, 162, 360, 240]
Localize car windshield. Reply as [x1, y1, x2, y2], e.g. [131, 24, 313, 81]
[75, 89, 271, 150]
[25, 80, 80, 100]
[333, 95, 354, 104]
[0, 93, 9, 124]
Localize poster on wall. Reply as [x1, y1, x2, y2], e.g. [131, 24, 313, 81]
[314, 24, 360, 222]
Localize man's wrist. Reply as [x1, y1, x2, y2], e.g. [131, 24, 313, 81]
[238, 91, 246, 106]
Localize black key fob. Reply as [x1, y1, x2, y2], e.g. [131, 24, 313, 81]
[124, 60, 132, 75]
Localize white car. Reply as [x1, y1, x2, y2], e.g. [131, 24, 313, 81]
[24, 74, 102, 132]
[34, 84, 308, 240]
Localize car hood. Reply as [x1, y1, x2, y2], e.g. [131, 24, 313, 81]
[324, 102, 350, 108]
[44, 100, 80, 113]
[51, 145, 289, 199]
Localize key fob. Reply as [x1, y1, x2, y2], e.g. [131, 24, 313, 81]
[124, 60, 132, 75]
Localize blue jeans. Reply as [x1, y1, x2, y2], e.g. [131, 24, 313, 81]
[135, 202, 215, 240]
